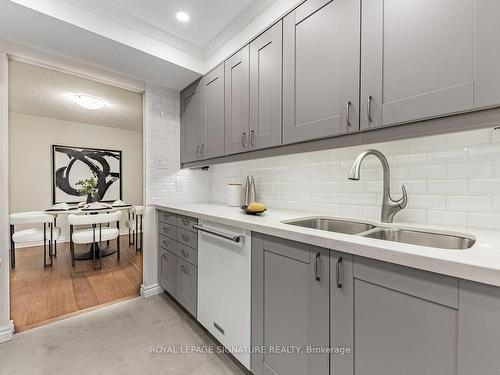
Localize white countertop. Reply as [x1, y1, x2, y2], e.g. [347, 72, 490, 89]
[155, 203, 500, 287]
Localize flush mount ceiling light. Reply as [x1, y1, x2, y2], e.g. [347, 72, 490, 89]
[176, 11, 190, 22]
[74, 94, 106, 110]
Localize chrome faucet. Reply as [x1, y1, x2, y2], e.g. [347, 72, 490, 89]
[348, 149, 408, 223]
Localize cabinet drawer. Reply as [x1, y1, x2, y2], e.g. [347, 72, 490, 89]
[176, 258, 197, 316]
[176, 215, 198, 233]
[177, 242, 198, 266]
[159, 222, 177, 240]
[177, 228, 198, 249]
[354, 256, 458, 309]
[158, 234, 177, 253]
[158, 211, 177, 225]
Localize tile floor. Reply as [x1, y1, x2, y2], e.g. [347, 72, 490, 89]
[0, 294, 246, 375]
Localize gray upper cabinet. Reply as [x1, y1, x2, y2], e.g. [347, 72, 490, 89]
[475, 0, 500, 108]
[201, 64, 225, 158]
[361, 0, 476, 129]
[251, 234, 329, 375]
[224, 46, 250, 155]
[283, 0, 360, 144]
[180, 79, 203, 163]
[249, 21, 283, 150]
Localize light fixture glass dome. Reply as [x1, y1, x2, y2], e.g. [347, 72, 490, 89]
[74, 94, 106, 110]
[176, 11, 190, 22]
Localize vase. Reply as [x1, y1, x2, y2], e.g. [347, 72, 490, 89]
[86, 193, 98, 204]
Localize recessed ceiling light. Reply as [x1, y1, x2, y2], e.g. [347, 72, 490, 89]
[74, 94, 106, 110]
[176, 11, 190, 22]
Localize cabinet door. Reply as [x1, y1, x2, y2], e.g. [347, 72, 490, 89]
[225, 46, 250, 155]
[176, 258, 197, 316]
[201, 64, 225, 159]
[475, 0, 500, 108]
[180, 79, 203, 163]
[251, 234, 329, 375]
[458, 280, 500, 375]
[353, 257, 459, 375]
[283, 0, 360, 144]
[361, 0, 474, 129]
[159, 248, 177, 296]
[249, 22, 282, 151]
[330, 251, 354, 375]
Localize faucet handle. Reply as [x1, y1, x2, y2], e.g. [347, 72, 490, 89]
[397, 185, 408, 208]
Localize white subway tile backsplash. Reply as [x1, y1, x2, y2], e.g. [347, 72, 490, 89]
[428, 180, 467, 195]
[206, 127, 500, 231]
[447, 196, 491, 212]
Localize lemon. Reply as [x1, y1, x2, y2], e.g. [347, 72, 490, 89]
[247, 202, 266, 212]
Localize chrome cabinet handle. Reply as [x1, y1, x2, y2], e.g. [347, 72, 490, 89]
[336, 257, 343, 288]
[315, 252, 321, 281]
[367, 95, 373, 123]
[182, 219, 190, 226]
[181, 234, 190, 242]
[181, 249, 189, 257]
[181, 264, 189, 274]
[200, 143, 205, 158]
[250, 129, 256, 148]
[241, 132, 247, 149]
[195, 145, 200, 158]
[346, 101, 352, 127]
[193, 224, 242, 243]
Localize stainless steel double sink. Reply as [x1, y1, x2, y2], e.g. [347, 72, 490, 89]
[284, 217, 475, 250]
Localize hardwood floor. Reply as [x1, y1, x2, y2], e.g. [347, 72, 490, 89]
[9, 234, 143, 332]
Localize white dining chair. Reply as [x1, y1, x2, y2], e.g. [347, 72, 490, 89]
[126, 206, 143, 252]
[68, 211, 122, 269]
[9, 211, 61, 268]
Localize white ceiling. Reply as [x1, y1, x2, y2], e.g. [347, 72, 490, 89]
[9, 60, 144, 132]
[90, 0, 256, 48]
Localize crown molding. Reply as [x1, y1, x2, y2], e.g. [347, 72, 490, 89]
[61, 0, 204, 59]
[203, 0, 277, 59]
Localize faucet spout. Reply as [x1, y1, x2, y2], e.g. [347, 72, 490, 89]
[348, 149, 408, 223]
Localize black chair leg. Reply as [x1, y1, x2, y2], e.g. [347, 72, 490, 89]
[117, 221, 121, 260]
[70, 225, 75, 266]
[43, 223, 48, 268]
[10, 225, 15, 269]
[54, 217, 58, 257]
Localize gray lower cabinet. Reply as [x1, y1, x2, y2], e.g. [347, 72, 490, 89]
[343, 256, 460, 375]
[251, 233, 329, 375]
[157, 210, 198, 317]
[201, 64, 225, 159]
[180, 79, 203, 163]
[249, 21, 283, 150]
[458, 280, 500, 375]
[176, 258, 197, 316]
[225, 45, 250, 155]
[159, 248, 177, 296]
[283, 0, 360, 144]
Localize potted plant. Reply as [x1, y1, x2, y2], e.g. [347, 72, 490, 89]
[76, 176, 99, 203]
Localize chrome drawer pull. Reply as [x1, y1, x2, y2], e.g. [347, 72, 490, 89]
[182, 219, 190, 226]
[193, 224, 242, 243]
[181, 234, 190, 242]
[315, 252, 321, 281]
[181, 264, 189, 274]
[181, 249, 189, 257]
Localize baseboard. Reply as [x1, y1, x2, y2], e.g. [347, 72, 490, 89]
[140, 283, 164, 298]
[0, 320, 14, 343]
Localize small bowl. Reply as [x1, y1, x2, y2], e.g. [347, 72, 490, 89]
[241, 205, 267, 215]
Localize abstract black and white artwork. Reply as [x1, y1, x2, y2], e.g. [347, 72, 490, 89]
[52, 145, 122, 204]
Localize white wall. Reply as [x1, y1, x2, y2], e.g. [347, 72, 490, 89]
[141, 83, 209, 297]
[209, 127, 500, 231]
[9, 112, 143, 241]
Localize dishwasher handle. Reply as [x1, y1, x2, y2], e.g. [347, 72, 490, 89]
[193, 224, 243, 243]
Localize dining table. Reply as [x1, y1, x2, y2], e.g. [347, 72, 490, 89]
[44, 204, 134, 260]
